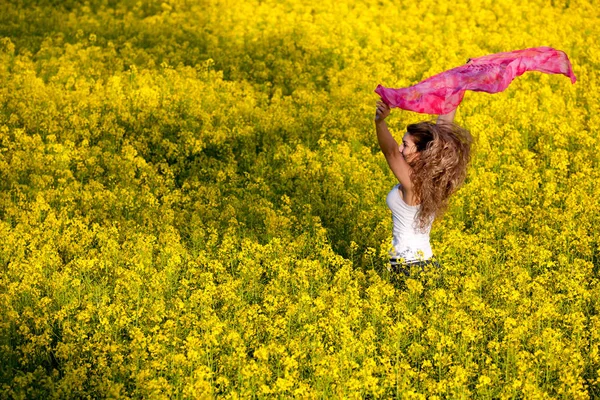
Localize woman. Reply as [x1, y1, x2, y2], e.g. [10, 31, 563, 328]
[374, 101, 472, 276]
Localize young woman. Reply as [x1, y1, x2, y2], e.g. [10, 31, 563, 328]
[374, 101, 473, 276]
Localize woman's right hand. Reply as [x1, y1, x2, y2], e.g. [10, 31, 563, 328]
[375, 100, 390, 122]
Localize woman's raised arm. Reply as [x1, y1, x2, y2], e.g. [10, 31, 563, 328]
[436, 107, 456, 125]
[375, 101, 414, 189]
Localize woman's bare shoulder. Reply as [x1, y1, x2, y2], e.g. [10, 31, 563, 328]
[397, 182, 419, 206]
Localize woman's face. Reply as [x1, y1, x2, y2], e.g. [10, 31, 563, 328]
[400, 133, 418, 162]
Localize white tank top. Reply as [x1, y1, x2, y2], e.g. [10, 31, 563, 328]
[386, 183, 434, 262]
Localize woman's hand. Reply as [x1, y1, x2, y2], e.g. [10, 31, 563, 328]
[375, 100, 390, 123]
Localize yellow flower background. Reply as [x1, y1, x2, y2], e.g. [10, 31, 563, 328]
[0, 0, 599, 398]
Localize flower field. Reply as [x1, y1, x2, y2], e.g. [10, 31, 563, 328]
[0, 0, 599, 398]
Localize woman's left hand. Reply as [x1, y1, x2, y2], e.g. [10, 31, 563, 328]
[375, 100, 390, 122]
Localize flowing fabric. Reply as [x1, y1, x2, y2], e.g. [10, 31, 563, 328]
[374, 46, 576, 115]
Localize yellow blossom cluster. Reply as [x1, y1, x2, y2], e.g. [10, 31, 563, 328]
[0, 0, 599, 398]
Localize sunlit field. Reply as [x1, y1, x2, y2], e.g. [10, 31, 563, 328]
[1, 0, 599, 398]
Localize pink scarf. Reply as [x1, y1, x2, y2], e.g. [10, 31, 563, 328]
[374, 46, 576, 115]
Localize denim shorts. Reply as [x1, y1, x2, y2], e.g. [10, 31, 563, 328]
[388, 257, 441, 277]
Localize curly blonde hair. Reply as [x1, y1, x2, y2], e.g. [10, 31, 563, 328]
[406, 120, 473, 232]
